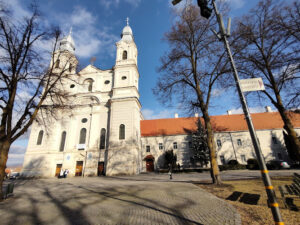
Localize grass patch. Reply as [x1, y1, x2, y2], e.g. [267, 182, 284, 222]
[196, 177, 300, 225]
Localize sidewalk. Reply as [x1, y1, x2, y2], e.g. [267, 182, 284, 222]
[0, 177, 241, 225]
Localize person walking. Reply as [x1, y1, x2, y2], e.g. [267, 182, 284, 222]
[59, 169, 64, 179]
[63, 169, 69, 178]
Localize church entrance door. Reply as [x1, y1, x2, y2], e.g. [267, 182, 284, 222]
[98, 162, 104, 176]
[75, 161, 83, 176]
[55, 164, 62, 177]
[146, 159, 154, 172]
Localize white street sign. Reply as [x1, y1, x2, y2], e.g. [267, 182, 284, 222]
[77, 144, 86, 150]
[240, 78, 265, 92]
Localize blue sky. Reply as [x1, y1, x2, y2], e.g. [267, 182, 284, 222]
[6, 0, 283, 166]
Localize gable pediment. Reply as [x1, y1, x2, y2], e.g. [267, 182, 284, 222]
[78, 64, 103, 75]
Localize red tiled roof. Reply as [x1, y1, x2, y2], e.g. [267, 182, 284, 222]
[140, 112, 300, 137]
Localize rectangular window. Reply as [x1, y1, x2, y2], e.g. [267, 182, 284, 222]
[272, 137, 278, 144]
[237, 139, 242, 146]
[217, 139, 222, 147]
[173, 142, 177, 149]
[188, 141, 192, 148]
[241, 155, 246, 163]
[159, 143, 163, 150]
[220, 155, 225, 165]
[278, 153, 282, 160]
[146, 145, 150, 152]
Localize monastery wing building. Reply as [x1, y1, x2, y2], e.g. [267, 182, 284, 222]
[22, 22, 300, 177]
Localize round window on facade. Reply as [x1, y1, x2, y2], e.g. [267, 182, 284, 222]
[104, 80, 110, 84]
[81, 118, 88, 123]
[70, 84, 75, 88]
[121, 76, 127, 80]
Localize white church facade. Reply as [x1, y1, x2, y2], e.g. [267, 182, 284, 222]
[22, 22, 300, 177]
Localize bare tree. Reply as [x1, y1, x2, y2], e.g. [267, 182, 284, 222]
[232, 0, 300, 161]
[0, 3, 76, 199]
[154, 5, 230, 184]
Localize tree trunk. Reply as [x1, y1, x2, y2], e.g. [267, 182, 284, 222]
[277, 108, 300, 161]
[0, 140, 11, 201]
[203, 112, 221, 185]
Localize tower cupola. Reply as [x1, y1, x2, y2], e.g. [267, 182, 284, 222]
[120, 18, 134, 43]
[59, 28, 75, 54]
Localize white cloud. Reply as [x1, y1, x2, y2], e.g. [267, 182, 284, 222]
[142, 109, 174, 119]
[228, 106, 274, 114]
[99, 0, 142, 9]
[7, 144, 26, 166]
[212, 88, 227, 98]
[5, 0, 31, 19]
[55, 6, 119, 59]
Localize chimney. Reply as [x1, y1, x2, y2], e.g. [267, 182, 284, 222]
[195, 113, 199, 117]
[174, 113, 179, 118]
[265, 106, 272, 112]
[227, 110, 232, 115]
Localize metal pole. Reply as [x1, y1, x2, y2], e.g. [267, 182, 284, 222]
[211, 1, 283, 224]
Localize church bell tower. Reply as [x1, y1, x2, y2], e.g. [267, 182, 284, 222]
[105, 18, 142, 176]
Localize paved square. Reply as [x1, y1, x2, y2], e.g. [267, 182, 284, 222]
[1, 175, 241, 225]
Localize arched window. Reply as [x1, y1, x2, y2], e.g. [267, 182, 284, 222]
[59, 131, 66, 152]
[37, 130, 44, 145]
[99, 128, 106, 149]
[69, 64, 72, 72]
[55, 59, 60, 68]
[122, 50, 127, 60]
[79, 128, 87, 144]
[119, 124, 125, 140]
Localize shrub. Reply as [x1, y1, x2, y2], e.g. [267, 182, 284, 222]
[219, 164, 247, 171]
[246, 158, 259, 170]
[227, 160, 239, 165]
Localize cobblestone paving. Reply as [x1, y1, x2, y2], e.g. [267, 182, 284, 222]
[0, 176, 241, 225]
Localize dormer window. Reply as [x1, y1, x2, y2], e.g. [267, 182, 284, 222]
[122, 50, 127, 60]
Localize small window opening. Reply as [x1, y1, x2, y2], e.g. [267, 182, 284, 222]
[217, 139, 222, 147]
[159, 143, 163, 150]
[173, 142, 177, 149]
[37, 130, 44, 145]
[119, 124, 125, 140]
[146, 145, 150, 152]
[79, 128, 87, 144]
[100, 128, 106, 149]
[59, 131, 66, 152]
[55, 59, 60, 68]
[122, 50, 127, 60]
[237, 139, 242, 146]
